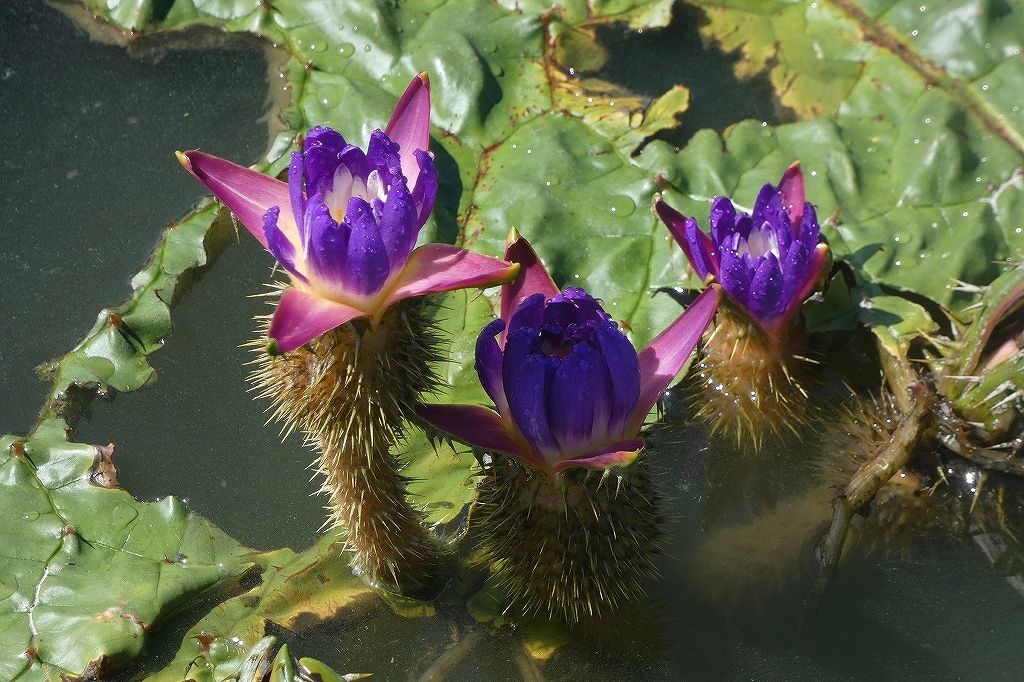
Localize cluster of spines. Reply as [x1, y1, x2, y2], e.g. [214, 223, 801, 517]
[690, 303, 814, 448]
[473, 457, 662, 623]
[247, 283, 447, 591]
[820, 389, 1024, 552]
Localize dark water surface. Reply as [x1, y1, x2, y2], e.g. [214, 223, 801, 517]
[0, 0, 269, 435]
[4, 3, 1024, 680]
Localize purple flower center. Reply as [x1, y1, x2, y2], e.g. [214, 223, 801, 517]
[262, 125, 438, 300]
[475, 288, 641, 461]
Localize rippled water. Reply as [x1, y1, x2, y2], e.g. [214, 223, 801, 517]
[5, 3, 1024, 679]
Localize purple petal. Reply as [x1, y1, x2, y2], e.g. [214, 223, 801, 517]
[507, 293, 546, 339]
[709, 196, 738, 245]
[779, 162, 805, 229]
[751, 183, 780, 229]
[304, 194, 349, 289]
[384, 244, 519, 307]
[343, 197, 391, 296]
[733, 213, 753, 241]
[335, 144, 372, 188]
[747, 253, 785, 321]
[718, 248, 751, 308]
[656, 200, 715, 281]
[685, 217, 717, 280]
[263, 206, 308, 285]
[385, 72, 432, 193]
[593, 323, 640, 434]
[504, 350, 559, 455]
[502, 232, 559, 330]
[544, 289, 607, 332]
[287, 151, 307, 243]
[416, 403, 538, 466]
[376, 180, 418, 270]
[411, 149, 438, 226]
[632, 285, 720, 431]
[781, 238, 811, 306]
[548, 342, 610, 451]
[502, 326, 536, 388]
[367, 129, 405, 189]
[753, 184, 791, 252]
[177, 150, 294, 250]
[797, 202, 821, 248]
[553, 438, 644, 473]
[268, 288, 364, 352]
[303, 126, 348, 194]
[766, 243, 830, 341]
[475, 319, 510, 419]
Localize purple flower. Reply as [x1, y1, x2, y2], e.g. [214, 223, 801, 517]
[178, 74, 518, 352]
[418, 234, 720, 473]
[655, 163, 829, 340]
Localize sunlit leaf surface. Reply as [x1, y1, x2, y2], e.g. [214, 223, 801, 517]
[3, 0, 1021, 674]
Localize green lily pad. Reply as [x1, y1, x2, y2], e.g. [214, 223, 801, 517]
[149, 532, 403, 680]
[9, 0, 1023, 673]
[0, 424, 252, 680]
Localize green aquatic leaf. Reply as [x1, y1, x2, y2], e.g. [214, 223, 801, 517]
[15, 0, 1023, 672]
[149, 533, 398, 680]
[674, 0, 1024, 307]
[0, 424, 252, 680]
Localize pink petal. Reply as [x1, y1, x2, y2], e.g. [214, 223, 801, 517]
[631, 285, 721, 431]
[177, 150, 297, 250]
[384, 73, 432, 193]
[384, 244, 519, 306]
[268, 288, 365, 353]
[502, 231, 559, 330]
[779, 161, 805, 230]
[553, 439, 644, 473]
[415, 403, 538, 465]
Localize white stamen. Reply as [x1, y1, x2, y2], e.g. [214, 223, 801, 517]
[365, 169, 388, 203]
[741, 223, 781, 259]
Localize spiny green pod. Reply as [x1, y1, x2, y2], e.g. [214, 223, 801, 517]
[418, 233, 719, 620]
[178, 74, 518, 591]
[655, 163, 830, 448]
[250, 295, 446, 590]
[474, 458, 661, 622]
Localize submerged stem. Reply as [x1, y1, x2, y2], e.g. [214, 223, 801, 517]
[808, 382, 933, 613]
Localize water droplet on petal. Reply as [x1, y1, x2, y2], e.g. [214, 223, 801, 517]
[338, 43, 355, 57]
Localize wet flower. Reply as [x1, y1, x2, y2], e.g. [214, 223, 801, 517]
[418, 233, 719, 473]
[178, 73, 518, 352]
[655, 163, 829, 340]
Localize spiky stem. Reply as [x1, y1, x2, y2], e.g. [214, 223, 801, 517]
[249, 293, 446, 593]
[691, 302, 812, 448]
[473, 457, 661, 623]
